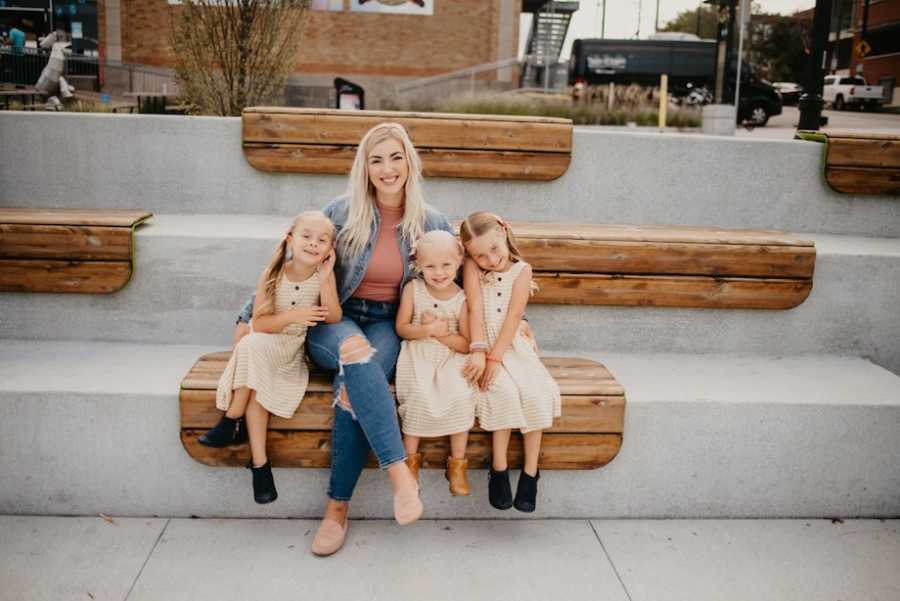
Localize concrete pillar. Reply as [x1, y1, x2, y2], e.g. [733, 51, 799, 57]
[702, 104, 736, 136]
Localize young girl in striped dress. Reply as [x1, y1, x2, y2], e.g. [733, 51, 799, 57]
[460, 211, 561, 513]
[200, 211, 342, 505]
[395, 230, 475, 496]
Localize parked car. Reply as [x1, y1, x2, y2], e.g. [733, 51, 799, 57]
[823, 76, 883, 111]
[772, 81, 803, 106]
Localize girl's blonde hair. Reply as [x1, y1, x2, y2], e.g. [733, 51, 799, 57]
[409, 230, 463, 278]
[459, 211, 537, 294]
[339, 122, 426, 258]
[256, 211, 335, 317]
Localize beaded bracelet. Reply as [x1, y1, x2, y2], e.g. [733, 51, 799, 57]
[469, 341, 489, 353]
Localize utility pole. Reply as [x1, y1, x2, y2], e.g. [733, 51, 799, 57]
[798, 0, 834, 130]
[655, 0, 660, 33]
[696, 6, 702, 36]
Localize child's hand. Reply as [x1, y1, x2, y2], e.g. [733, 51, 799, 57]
[518, 321, 539, 354]
[479, 359, 500, 391]
[425, 316, 450, 338]
[463, 352, 485, 386]
[291, 306, 330, 326]
[317, 249, 336, 280]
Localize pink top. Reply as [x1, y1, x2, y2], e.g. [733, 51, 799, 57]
[353, 202, 404, 304]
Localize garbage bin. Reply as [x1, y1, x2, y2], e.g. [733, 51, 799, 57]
[334, 77, 364, 110]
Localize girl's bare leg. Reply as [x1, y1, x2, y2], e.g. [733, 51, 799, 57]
[449, 432, 468, 459]
[403, 435, 421, 456]
[224, 386, 251, 419]
[245, 391, 270, 467]
[492, 429, 512, 471]
[522, 430, 543, 476]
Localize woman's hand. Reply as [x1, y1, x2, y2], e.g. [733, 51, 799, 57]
[479, 359, 500, 391]
[290, 306, 330, 326]
[317, 249, 336, 281]
[463, 352, 485, 386]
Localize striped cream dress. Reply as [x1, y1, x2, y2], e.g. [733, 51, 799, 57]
[395, 279, 475, 437]
[475, 260, 561, 433]
[216, 272, 321, 419]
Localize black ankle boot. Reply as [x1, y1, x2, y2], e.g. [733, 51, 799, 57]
[488, 467, 513, 510]
[247, 460, 278, 504]
[513, 470, 540, 513]
[198, 415, 248, 448]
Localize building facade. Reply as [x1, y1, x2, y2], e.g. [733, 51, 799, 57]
[849, 0, 900, 105]
[97, 0, 520, 106]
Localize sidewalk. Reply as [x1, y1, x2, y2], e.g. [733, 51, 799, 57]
[2, 516, 898, 601]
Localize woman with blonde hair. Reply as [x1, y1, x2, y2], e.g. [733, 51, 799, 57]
[235, 122, 453, 555]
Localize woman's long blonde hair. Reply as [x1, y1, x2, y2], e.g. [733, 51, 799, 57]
[338, 122, 426, 258]
[459, 211, 538, 294]
[256, 211, 335, 317]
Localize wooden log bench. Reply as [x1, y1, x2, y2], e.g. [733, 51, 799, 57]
[0, 208, 152, 293]
[242, 107, 573, 181]
[180, 353, 625, 470]
[480, 222, 815, 310]
[796, 130, 900, 196]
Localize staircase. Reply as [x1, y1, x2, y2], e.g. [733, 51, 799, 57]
[520, 1, 580, 88]
[1, 112, 899, 519]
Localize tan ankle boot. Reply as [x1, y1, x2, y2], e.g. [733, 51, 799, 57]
[405, 452, 423, 483]
[445, 457, 471, 496]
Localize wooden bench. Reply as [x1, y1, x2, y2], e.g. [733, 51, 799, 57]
[0, 208, 152, 293]
[242, 107, 573, 181]
[481, 222, 816, 310]
[797, 131, 900, 196]
[180, 353, 625, 470]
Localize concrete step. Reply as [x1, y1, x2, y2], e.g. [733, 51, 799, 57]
[2, 112, 899, 237]
[4, 515, 898, 601]
[2, 339, 898, 519]
[2, 214, 899, 374]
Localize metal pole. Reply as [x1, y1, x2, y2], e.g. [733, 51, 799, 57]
[861, 0, 870, 37]
[734, 0, 748, 120]
[636, 0, 642, 38]
[829, 0, 843, 73]
[543, 2, 553, 90]
[696, 6, 702, 36]
[658, 73, 668, 129]
[798, 0, 834, 130]
[724, 0, 737, 103]
[601, 0, 606, 38]
[655, 0, 660, 33]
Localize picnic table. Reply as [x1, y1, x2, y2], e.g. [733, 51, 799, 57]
[124, 92, 180, 114]
[0, 87, 46, 110]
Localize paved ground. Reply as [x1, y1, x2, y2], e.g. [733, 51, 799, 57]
[2, 516, 899, 601]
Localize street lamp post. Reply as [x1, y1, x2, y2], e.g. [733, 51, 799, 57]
[798, 0, 834, 130]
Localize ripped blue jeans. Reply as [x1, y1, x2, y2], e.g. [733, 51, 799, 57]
[305, 298, 406, 501]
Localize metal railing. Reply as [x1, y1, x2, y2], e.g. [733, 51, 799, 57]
[389, 58, 522, 106]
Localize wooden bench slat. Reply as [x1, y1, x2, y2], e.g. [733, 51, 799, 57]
[181, 430, 622, 470]
[532, 273, 812, 309]
[518, 238, 816, 279]
[826, 166, 900, 196]
[243, 144, 571, 181]
[180, 355, 625, 396]
[826, 136, 900, 169]
[508, 222, 814, 247]
[0, 208, 152, 227]
[0, 259, 133, 293]
[242, 111, 573, 153]
[0, 224, 133, 261]
[180, 388, 626, 434]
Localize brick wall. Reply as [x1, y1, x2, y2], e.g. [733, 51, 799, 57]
[110, 0, 518, 77]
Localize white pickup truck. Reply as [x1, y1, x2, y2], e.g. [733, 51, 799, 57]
[823, 75, 884, 111]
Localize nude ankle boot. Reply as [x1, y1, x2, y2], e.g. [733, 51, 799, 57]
[445, 457, 471, 496]
[405, 452, 423, 483]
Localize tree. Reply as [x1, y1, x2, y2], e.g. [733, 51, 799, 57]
[749, 13, 810, 83]
[659, 5, 719, 40]
[169, 0, 310, 116]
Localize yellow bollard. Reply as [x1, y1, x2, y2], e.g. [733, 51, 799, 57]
[659, 74, 668, 130]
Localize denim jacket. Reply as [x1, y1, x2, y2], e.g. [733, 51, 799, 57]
[237, 195, 453, 322]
